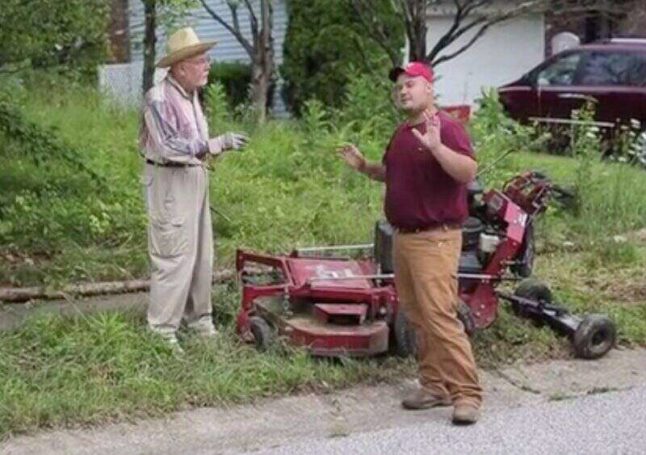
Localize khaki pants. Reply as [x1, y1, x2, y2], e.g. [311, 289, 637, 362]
[143, 164, 213, 334]
[393, 227, 482, 408]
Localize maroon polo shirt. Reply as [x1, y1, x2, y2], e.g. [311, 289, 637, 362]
[382, 111, 475, 230]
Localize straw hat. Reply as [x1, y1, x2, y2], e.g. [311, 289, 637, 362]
[156, 27, 216, 68]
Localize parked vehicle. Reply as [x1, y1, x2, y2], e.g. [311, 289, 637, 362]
[498, 38, 646, 165]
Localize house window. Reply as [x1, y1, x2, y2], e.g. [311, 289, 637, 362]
[537, 53, 582, 86]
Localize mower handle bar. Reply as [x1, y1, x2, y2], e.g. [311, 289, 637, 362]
[307, 272, 516, 284]
[296, 244, 375, 254]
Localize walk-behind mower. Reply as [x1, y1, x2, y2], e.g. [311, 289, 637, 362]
[235, 171, 617, 360]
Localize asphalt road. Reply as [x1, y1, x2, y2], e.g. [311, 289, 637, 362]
[253, 385, 646, 455]
[4, 349, 646, 455]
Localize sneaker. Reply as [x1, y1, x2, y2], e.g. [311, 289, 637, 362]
[188, 319, 219, 339]
[165, 335, 185, 355]
[452, 403, 480, 425]
[402, 388, 452, 410]
[149, 327, 184, 354]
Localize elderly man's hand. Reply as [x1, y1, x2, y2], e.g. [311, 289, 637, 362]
[208, 132, 249, 155]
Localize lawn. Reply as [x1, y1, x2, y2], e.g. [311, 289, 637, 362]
[0, 77, 644, 439]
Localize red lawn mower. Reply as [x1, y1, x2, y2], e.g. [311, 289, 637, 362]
[235, 171, 616, 360]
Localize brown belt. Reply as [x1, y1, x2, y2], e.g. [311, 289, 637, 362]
[393, 222, 461, 234]
[145, 159, 201, 168]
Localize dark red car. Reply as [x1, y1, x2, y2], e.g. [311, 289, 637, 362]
[498, 38, 646, 164]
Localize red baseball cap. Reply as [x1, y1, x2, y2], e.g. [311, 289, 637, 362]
[388, 61, 434, 83]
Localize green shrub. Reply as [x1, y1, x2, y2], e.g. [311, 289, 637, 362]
[469, 90, 549, 187]
[0, 0, 109, 81]
[281, 0, 403, 115]
[208, 61, 252, 109]
[204, 81, 232, 134]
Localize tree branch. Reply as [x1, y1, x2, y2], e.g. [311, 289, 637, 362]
[243, 0, 259, 38]
[428, 0, 544, 64]
[350, 0, 401, 66]
[227, 2, 242, 39]
[427, 0, 468, 62]
[199, 0, 253, 56]
[432, 24, 489, 66]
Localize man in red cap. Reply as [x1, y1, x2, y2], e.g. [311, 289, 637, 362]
[338, 61, 482, 425]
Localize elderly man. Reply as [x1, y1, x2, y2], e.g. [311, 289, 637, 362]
[338, 62, 483, 425]
[139, 27, 247, 350]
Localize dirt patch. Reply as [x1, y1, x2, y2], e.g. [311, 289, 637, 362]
[581, 271, 646, 305]
[628, 228, 646, 244]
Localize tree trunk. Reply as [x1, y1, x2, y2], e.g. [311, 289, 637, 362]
[0, 270, 237, 303]
[142, 0, 157, 94]
[249, 0, 274, 123]
[407, 0, 428, 62]
[250, 60, 269, 123]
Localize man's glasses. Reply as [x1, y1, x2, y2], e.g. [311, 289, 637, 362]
[186, 55, 211, 66]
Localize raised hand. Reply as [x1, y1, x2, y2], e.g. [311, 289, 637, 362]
[336, 144, 366, 172]
[411, 110, 441, 153]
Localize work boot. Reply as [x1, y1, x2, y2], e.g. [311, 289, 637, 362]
[402, 388, 451, 410]
[452, 403, 480, 425]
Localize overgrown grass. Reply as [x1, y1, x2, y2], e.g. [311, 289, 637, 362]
[0, 76, 645, 438]
[0, 299, 410, 438]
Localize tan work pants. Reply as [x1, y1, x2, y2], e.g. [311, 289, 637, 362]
[393, 227, 482, 408]
[143, 164, 213, 334]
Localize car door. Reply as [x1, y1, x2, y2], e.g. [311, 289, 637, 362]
[497, 73, 540, 124]
[620, 51, 646, 129]
[574, 50, 642, 129]
[533, 50, 592, 127]
[612, 49, 646, 130]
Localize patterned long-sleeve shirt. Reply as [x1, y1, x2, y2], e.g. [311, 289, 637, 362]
[139, 75, 210, 165]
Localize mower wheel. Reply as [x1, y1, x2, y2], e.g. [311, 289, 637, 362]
[457, 301, 476, 336]
[513, 279, 552, 317]
[572, 314, 616, 360]
[514, 279, 552, 301]
[249, 316, 274, 352]
[393, 311, 417, 358]
[511, 223, 535, 278]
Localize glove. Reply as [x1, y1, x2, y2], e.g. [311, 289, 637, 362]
[208, 132, 249, 155]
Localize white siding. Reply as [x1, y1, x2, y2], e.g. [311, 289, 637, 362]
[129, 0, 288, 65]
[425, 13, 545, 107]
[107, 1, 546, 113]
[111, 0, 288, 112]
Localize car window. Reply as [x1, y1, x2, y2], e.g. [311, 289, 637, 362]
[537, 53, 582, 87]
[579, 51, 646, 86]
[626, 54, 646, 87]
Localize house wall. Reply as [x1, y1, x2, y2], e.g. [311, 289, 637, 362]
[425, 13, 545, 107]
[619, 0, 646, 34]
[100, 0, 288, 112]
[128, 0, 288, 66]
[104, 1, 552, 112]
[545, 0, 646, 56]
